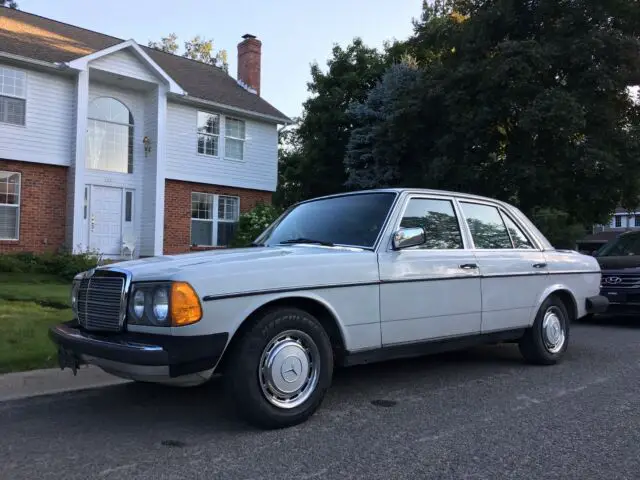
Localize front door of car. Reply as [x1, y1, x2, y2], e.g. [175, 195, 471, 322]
[457, 200, 548, 332]
[377, 195, 483, 346]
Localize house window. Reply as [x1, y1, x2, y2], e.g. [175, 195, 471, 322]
[0, 67, 26, 126]
[225, 118, 246, 160]
[87, 97, 134, 173]
[197, 112, 220, 156]
[0, 171, 20, 240]
[83, 187, 88, 219]
[190, 192, 240, 246]
[125, 191, 133, 222]
[615, 215, 622, 228]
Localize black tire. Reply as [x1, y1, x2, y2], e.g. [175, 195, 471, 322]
[519, 295, 570, 365]
[223, 307, 334, 429]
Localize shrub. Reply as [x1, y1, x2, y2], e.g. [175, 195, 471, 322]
[0, 251, 101, 281]
[230, 202, 284, 247]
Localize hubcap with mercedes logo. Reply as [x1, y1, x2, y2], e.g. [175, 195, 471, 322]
[259, 329, 320, 409]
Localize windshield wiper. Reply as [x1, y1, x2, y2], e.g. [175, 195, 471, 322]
[278, 237, 335, 247]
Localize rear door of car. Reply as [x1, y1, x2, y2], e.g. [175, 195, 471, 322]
[456, 200, 548, 332]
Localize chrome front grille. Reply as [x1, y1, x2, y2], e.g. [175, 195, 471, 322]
[77, 273, 126, 332]
[601, 274, 640, 289]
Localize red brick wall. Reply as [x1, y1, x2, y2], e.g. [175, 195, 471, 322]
[0, 159, 68, 254]
[164, 179, 272, 254]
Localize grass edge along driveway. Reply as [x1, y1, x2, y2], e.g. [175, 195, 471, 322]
[0, 274, 71, 374]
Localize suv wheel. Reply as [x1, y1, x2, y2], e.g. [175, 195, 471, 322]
[224, 307, 334, 429]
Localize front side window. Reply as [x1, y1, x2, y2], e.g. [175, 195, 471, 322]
[258, 192, 397, 249]
[191, 192, 239, 246]
[0, 171, 20, 240]
[197, 112, 220, 156]
[460, 202, 513, 249]
[0, 67, 26, 126]
[86, 97, 134, 173]
[400, 198, 463, 249]
[225, 118, 246, 160]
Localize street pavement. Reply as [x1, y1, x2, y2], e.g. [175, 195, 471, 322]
[1, 317, 639, 480]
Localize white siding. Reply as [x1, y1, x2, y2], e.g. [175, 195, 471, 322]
[165, 102, 278, 191]
[90, 49, 160, 84]
[140, 88, 159, 256]
[0, 63, 74, 166]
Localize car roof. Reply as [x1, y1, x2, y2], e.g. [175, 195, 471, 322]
[301, 188, 514, 208]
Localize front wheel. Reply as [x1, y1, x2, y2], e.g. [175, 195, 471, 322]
[519, 295, 570, 365]
[224, 307, 334, 429]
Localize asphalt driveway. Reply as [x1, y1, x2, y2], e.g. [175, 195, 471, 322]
[1, 317, 639, 480]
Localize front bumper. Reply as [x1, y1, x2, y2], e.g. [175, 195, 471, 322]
[49, 321, 228, 382]
[599, 288, 640, 315]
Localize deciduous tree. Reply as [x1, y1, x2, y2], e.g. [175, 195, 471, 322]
[345, 0, 640, 227]
[148, 34, 228, 72]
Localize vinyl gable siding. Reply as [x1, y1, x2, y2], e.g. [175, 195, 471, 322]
[164, 101, 278, 192]
[90, 49, 161, 84]
[0, 63, 74, 166]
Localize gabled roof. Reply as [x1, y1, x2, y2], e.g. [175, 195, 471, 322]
[0, 8, 290, 123]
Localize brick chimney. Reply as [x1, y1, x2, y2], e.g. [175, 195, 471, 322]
[237, 33, 261, 96]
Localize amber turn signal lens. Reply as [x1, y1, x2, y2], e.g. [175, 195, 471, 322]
[170, 282, 202, 326]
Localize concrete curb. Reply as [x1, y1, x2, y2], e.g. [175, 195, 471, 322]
[0, 365, 130, 402]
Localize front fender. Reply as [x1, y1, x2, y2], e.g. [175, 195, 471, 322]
[228, 290, 350, 345]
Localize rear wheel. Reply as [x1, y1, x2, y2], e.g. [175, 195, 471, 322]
[519, 295, 570, 365]
[224, 307, 334, 429]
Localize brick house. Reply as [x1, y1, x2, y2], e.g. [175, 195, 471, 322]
[0, 9, 290, 257]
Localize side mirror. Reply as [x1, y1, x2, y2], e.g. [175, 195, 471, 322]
[392, 227, 426, 250]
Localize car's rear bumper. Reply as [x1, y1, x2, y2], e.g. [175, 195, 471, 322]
[49, 321, 228, 384]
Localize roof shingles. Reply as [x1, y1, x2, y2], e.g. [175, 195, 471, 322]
[0, 8, 290, 122]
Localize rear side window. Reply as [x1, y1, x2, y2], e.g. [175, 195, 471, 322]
[460, 202, 513, 249]
[400, 198, 463, 249]
[500, 213, 533, 249]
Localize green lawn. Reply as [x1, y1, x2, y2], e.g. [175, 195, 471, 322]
[0, 274, 72, 374]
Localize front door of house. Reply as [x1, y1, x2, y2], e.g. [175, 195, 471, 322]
[89, 185, 122, 255]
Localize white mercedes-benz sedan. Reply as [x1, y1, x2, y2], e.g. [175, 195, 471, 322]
[50, 188, 608, 429]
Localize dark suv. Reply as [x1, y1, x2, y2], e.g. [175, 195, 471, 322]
[595, 230, 640, 315]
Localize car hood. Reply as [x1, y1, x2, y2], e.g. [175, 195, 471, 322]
[98, 245, 379, 296]
[596, 255, 640, 273]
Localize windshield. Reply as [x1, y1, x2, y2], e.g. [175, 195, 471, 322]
[596, 233, 640, 257]
[257, 192, 397, 249]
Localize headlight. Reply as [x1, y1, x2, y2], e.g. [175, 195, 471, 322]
[153, 288, 169, 322]
[132, 290, 145, 319]
[127, 281, 201, 327]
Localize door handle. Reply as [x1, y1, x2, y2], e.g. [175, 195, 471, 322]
[532, 263, 547, 269]
[459, 263, 478, 270]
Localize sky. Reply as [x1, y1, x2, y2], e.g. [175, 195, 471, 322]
[17, 0, 424, 119]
